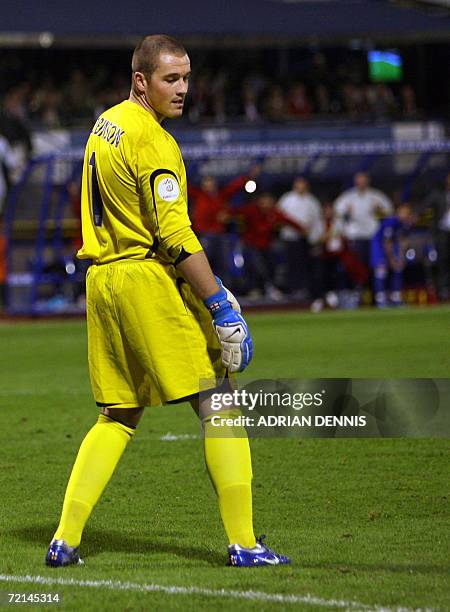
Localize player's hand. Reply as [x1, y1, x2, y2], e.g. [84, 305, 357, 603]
[204, 280, 253, 373]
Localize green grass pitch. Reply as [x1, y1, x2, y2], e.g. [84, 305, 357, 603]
[0, 306, 449, 611]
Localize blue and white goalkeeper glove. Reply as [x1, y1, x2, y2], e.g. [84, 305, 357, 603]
[204, 277, 253, 373]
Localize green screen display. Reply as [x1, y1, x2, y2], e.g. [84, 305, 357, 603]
[368, 50, 403, 82]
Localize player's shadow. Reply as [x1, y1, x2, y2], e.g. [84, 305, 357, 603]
[12, 524, 224, 566]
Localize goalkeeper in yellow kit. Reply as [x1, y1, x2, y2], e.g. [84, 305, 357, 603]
[45, 35, 289, 568]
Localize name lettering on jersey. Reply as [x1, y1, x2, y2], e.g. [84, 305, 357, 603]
[92, 116, 125, 148]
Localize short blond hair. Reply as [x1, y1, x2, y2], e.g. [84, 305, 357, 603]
[132, 34, 187, 77]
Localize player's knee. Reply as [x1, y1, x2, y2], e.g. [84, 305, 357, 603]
[100, 406, 144, 428]
[191, 379, 235, 421]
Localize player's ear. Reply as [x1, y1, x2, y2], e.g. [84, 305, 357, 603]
[133, 71, 147, 94]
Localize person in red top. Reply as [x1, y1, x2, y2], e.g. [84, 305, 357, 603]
[287, 83, 312, 119]
[188, 166, 261, 281]
[189, 175, 246, 235]
[233, 192, 304, 298]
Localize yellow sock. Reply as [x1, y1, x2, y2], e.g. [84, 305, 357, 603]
[203, 409, 256, 548]
[53, 414, 134, 547]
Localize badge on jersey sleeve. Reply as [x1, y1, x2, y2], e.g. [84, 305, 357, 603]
[155, 173, 180, 203]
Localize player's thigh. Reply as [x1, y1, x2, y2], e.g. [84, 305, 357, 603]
[115, 261, 224, 401]
[370, 241, 386, 271]
[86, 264, 147, 406]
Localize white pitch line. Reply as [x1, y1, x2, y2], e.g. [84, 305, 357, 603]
[159, 432, 199, 441]
[0, 574, 432, 612]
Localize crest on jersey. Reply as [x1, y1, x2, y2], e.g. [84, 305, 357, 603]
[157, 176, 180, 202]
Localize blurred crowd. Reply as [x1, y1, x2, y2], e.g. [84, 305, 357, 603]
[0, 42, 447, 312]
[0, 162, 449, 312]
[188, 169, 450, 310]
[185, 71, 419, 125]
[0, 49, 423, 130]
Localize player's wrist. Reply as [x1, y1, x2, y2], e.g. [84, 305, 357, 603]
[204, 288, 233, 319]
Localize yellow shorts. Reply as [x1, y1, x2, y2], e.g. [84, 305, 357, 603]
[86, 258, 225, 408]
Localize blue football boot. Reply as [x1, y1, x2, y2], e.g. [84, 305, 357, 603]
[227, 535, 291, 567]
[45, 539, 84, 567]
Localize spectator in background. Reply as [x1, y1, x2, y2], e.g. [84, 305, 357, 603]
[233, 192, 305, 300]
[309, 202, 369, 312]
[0, 86, 32, 158]
[31, 85, 63, 129]
[425, 171, 450, 299]
[210, 69, 228, 123]
[307, 52, 330, 88]
[314, 84, 335, 115]
[334, 172, 393, 272]
[341, 84, 367, 119]
[367, 84, 397, 120]
[240, 82, 261, 122]
[63, 70, 94, 124]
[212, 89, 227, 123]
[287, 83, 312, 119]
[400, 85, 420, 120]
[245, 68, 268, 100]
[0, 134, 18, 214]
[277, 176, 323, 298]
[187, 73, 212, 122]
[321, 201, 368, 291]
[319, 202, 368, 305]
[370, 203, 415, 307]
[320, 202, 346, 301]
[40, 90, 64, 129]
[264, 85, 286, 122]
[189, 166, 260, 281]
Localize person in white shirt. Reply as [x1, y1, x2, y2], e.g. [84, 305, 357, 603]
[0, 134, 18, 214]
[333, 172, 393, 269]
[277, 176, 324, 297]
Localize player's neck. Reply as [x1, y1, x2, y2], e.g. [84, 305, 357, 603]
[128, 91, 163, 124]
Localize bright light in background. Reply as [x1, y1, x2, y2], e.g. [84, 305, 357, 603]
[245, 180, 257, 193]
[234, 253, 244, 268]
[428, 248, 437, 262]
[39, 32, 54, 47]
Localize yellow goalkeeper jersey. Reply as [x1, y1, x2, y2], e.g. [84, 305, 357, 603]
[77, 99, 202, 265]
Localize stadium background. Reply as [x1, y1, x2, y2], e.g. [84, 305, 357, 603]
[1, 0, 450, 313]
[0, 2, 449, 611]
